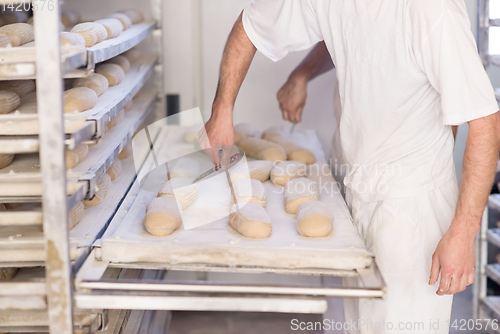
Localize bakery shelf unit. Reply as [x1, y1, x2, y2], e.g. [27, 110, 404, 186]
[0, 0, 164, 333]
[475, 0, 500, 329]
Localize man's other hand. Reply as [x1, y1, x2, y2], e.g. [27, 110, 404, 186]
[277, 74, 307, 124]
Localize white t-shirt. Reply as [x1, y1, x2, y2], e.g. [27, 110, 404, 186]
[242, 0, 499, 202]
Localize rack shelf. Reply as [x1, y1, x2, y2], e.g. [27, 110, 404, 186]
[86, 22, 156, 68]
[0, 56, 156, 140]
[0, 45, 86, 81]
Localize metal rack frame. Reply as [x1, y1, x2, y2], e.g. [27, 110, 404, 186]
[0, 0, 164, 332]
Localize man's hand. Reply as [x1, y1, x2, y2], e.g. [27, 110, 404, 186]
[199, 114, 235, 169]
[429, 222, 476, 295]
[277, 75, 307, 123]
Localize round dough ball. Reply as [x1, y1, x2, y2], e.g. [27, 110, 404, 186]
[296, 201, 334, 237]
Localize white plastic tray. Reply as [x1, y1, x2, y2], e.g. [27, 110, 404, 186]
[100, 128, 372, 272]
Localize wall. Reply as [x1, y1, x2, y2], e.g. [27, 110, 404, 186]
[163, 0, 499, 182]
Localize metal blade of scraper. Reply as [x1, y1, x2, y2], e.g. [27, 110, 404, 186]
[290, 122, 296, 134]
[145, 127, 170, 180]
[220, 149, 238, 207]
[192, 146, 244, 184]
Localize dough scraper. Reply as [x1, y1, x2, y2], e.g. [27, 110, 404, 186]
[192, 146, 244, 206]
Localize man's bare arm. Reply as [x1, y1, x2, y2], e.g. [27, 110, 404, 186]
[430, 111, 500, 295]
[201, 13, 256, 167]
[278, 41, 334, 123]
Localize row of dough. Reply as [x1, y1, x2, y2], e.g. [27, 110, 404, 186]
[0, 50, 137, 116]
[186, 123, 316, 165]
[0, 8, 143, 48]
[144, 176, 333, 239]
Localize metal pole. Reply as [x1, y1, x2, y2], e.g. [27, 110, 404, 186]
[34, 1, 74, 333]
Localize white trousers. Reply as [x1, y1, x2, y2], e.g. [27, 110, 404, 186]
[343, 178, 459, 334]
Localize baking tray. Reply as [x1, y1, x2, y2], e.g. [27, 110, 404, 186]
[100, 128, 372, 273]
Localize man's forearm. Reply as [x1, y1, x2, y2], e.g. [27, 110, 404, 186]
[212, 13, 256, 119]
[289, 41, 334, 82]
[454, 112, 500, 233]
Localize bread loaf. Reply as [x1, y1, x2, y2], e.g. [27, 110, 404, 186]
[73, 73, 108, 97]
[117, 9, 144, 24]
[64, 87, 98, 113]
[233, 178, 266, 207]
[0, 90, 20, 114]
[158, 177, 199, 209]
[106, 55, 130, 73]
[229, 160, 274, 183]
[283, 178, 318, 214]
[70, 22, 107, 47]
[68, 201, 84, 229]
[168, 157, 201, 179]
[106, 159, 122, 181]
[66, 143, 89, 169]
[96, 63, 125, 86]
[107, 13, 132, 30]
[0, 33, 11, 47]
[94, 18, 123, 39]
[66, 151, 79, 169]
[0, 80, 35, 97]
[0, 267, 17, 281]
[123, 48, 142, 62]
[269, 136, 316, 164]
[61, 9, 80, 28]
[83, 173, 111, 208]
[0, 154, 15, 169]
[270, 161, 307, 186]
[2, 11, 28, 25]
[60, 32, 86, 48]
[0, 23, 34, 46]
[118, 141, 132, 160]
[229, 202, 272, 239]
[296, 201, 334, 237]
[144, 197, 183, 236]
[238, 137, 286, 162]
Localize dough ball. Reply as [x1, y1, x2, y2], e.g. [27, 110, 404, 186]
[229, 160, 275, 183]
[238, 137, 286, 162]
[144, 197, 183, 237]
[158, 177, 199, 209]
[284, 178, 319, 214]
[229, 202, 272, 239]
[233, 178, 267, 207]
[296, 201, 334, 237]
[270, 161, 307, 186]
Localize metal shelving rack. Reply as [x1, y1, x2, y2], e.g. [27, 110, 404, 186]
[0, 0, 164, 332]
[475, 0, 500, 330]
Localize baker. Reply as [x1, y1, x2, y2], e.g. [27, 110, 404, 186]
[202, 0, 500, 333]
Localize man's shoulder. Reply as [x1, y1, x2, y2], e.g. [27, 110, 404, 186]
[406, 0, 445, 23]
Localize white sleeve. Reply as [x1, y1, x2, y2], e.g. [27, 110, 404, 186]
[242, 0, 323, 62]
[415, 4, 498, 125]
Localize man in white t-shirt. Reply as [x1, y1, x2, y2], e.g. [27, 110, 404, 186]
[202, 0, 500, 332]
